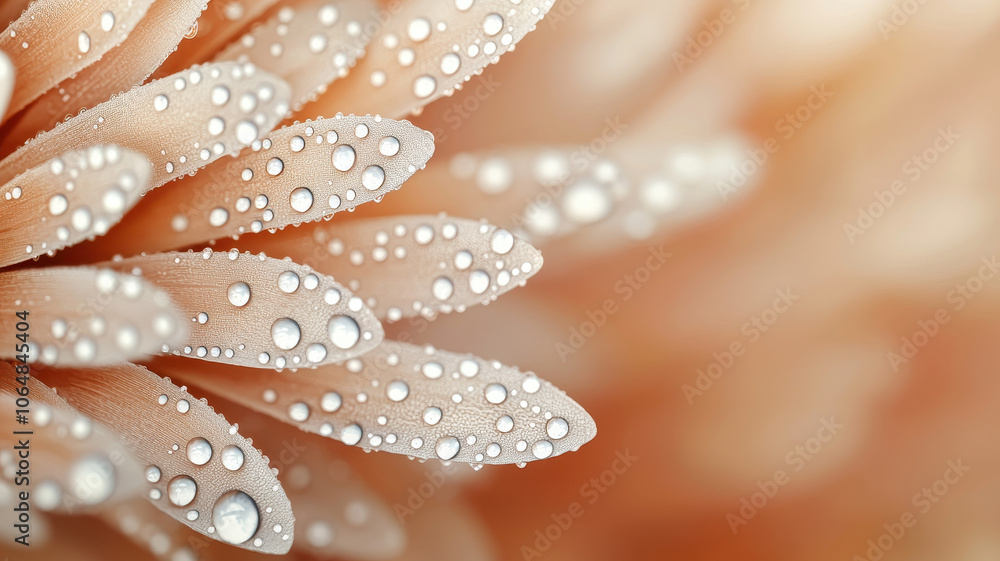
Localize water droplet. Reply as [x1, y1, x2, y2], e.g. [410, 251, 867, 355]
[227, 282, 251, 306]
[456, 0, 474, 11]
[496, 415, 513, 432]
[306, 343, 327, 363]
[168, 475, 197, 506]
[422, 361, 443, 379]
[484, 383, 507, 404]
[413, 76, 436, 98]
[306, 521, 333, 547]
[522, 377, 540, 393]
[379, 136, 400, 157]
[332, 145, 356, 171]
[459, 359, 479, 377]
[78, 31, 91, 53]
[327, 315, 359, 349]
[454, 250, 473, 270]
[361, 166, 385, 190]
[266, 157, 284, 176]
[217, 445, 244, 472]
[407, 18, 431, 42]
[186, 438, 213, 465]
[414, 224, 434, 244]
[235, 120, 258, 145]
[422, 406, 442, 425]
[288, 402, 310, 422]
[386, 380, 409, 402]
[176, 399, 190, 413]
[211, 85, 231, 106]
[486, 442, 501, 457]
[532, 440, 553, 459]
[476, 157, 512, 194]
[563, 179, 612, 224]
[340, 424, 362, 445]
[546, 418, 569, 439]
[69, 455, 115, 504]
[71, 206, 92, 231]
[308, 33, 327, 53]
[432, 277, 454, 300]
[213, 491, 259, 545]
[483, 13, 503, 36]
[277, 271, 300, 293]
[435, 436, 460, 460]
[318, 5, 339, 26]
[100, 11, 115, 31]
[440, 53, 460, 75]
[469, 270, 490, 294]
[153, 94, 169, 111]
[289, 187, 313, 212]
[271, 318, 301, 350]
[209, 208, 229, 227]
[187, 510, 199, 521]
[491, 229, 514, 254]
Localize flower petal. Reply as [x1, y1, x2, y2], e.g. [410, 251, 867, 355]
[297, 0, 556, 119]
[0, 0, 154, 117]
[0, 145, 151, 267]
[0, 61, 290, 190]
[232, 215, 542, 322]
[103, 500, 210, 561]
[216, 0, 375, 113]
[156, 340, 597, 466]
[34, 361, 296, 554]
[158, 0, 281, 76]
[90, 115, 434, 257]
[2, 0, 207, 149]
[0, 267, 186, 366]
[105, 250, 383, 369]
[0, 362, 145, 512]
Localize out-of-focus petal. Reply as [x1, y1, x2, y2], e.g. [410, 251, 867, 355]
[0, 50, 12, 119]
[34, 361, 296, 554]
[0, 362, 145, 513]
[91, 115, 434, 257]
[234, 215, 543, 322]
[297, 0, 556, 119]
[0, 62, 289, 187]
[155, 340, 597, 466]
[0, 267, 186, 366]
[105, 250, 383, 368]
[3, 0, 207, 149]
[0, 0, 154, 117]
[216, 0, 375, 113]
[0, 145, 151, 267]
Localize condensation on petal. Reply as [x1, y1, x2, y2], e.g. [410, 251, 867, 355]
[0, 267, 186, 366]
[0, 62, 290, 190]
[236, 215, 542, 322]
[297, 0, 556, 119]
[215, 0, 374, 113]
[157, 341, 597, 466]
[96, 114, 434, 257]
[2, 0, 207, 148]
[0, 363, 145, 512]
[0, 145, 151, 267]
[32, 362, 294, 554]
[0, 0, 154, 117]
[104, 250, 383, 369]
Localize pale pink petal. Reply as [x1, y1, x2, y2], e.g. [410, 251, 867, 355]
[0, 145, 151, 267]
[0, 267, 186, 366]
[35, 361, 295, 554]
[105, 250, 383, 368]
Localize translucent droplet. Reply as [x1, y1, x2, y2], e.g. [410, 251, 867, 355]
[422, 407, 442, 425]
[490, 229, 514, 255]
[69, 455, 115, 505]
[432, 277, 454, 300]
[332, 145, 356, 171]
[288, 402, 310, 422]
[379, 137, 400, 157]
[277, 271, 300, 293]
[440, 53, 460, 75]
[413, 76, 436, 99]
[340, 424, 362, 445]
[186, 437, 213, 466]
[482, 13, 503, 36]
[468, 270, 490, 294]
[321, 392, 342, 412]
[532, 440, 554, 459]
[266, 157, 284, 176]
[546, 417, 569, 440]
[168, 475, 197, 506]
[209, 208, 229, 227]
[484, 383, 507, 404]
[496, 415, 514, 432]
[288, 187, 314, 212]
[211, 85, 231, 106]
[522, 377, 540, 393]
[235, 120, 258, 145]
[407, 18, 431, 42]
[327, 315, 360, 349]
[386, 380, 409, 402]
[221, 445, 245, 471]
[422, 362, 443, 379]
[78, 31, 91, 53]
[459, 359, 479, 377]
[213, 491, 259, 545]
[361, 166, 385, 190]
[228, 282, 251, 307]
[435, 436, 460, 460]
[454, 250, 473, 270]
[100, 11, 115, 32]
[306, 343, 327, 363]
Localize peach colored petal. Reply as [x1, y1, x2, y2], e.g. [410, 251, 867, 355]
[216, 0, 375, 113]
[0, 362, 145, 512]
[2, 0, 208, 149]
[34, 361, 295, 554]
[0, 267, 186, 366]
[297, 0, 556, 119]
[157, 340, 597, 465]
[102, 500, 209, 561]
[158, 0, 282, 76]
[91, 115, 433, 257]
[0, 62, 289, 189]
[105, 250, 383, 368]
[235, 215, 542, 322]
[0, 0, 154, 118]
[0, 145, 151, 267]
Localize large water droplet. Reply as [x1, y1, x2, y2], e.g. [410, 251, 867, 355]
[288, 402, 310, 422]
[145, 465, 161, 482]
[361, 166, 385, 190]
[327, 315, 360, 349]
[386, 380, 409, 402]
[227, 282, 251, 307]
[413, 76, 436, 99]
[435, 436, 460, 460]
[277, 271, 300, 293]
[186, 437, 213, 466]
[432, 277, 454, 300]
[379, 137, 400, 157]
[332, 145, 356, 171]
[496, 415, 514, 432]
[490, 229, 514, 255]
[213, 490, 259, 545]
[340, 424, 362, 445]
[321, 392, 342, 412]
[468, 270, 490, 294]
[271, 318, 301, 350]
[422, 406, 442, 425]
[78, 31, 91, 53]
[289, 187, 313, 212]
[48, 194, 68, 216]
[482, 13, 503, 36]
[168, 475, 197, 506]
[221, 445, 245, 471]
[532, 440, 554, 459]
[546, 417, 569, 440]
[484, 383, 507, 404]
